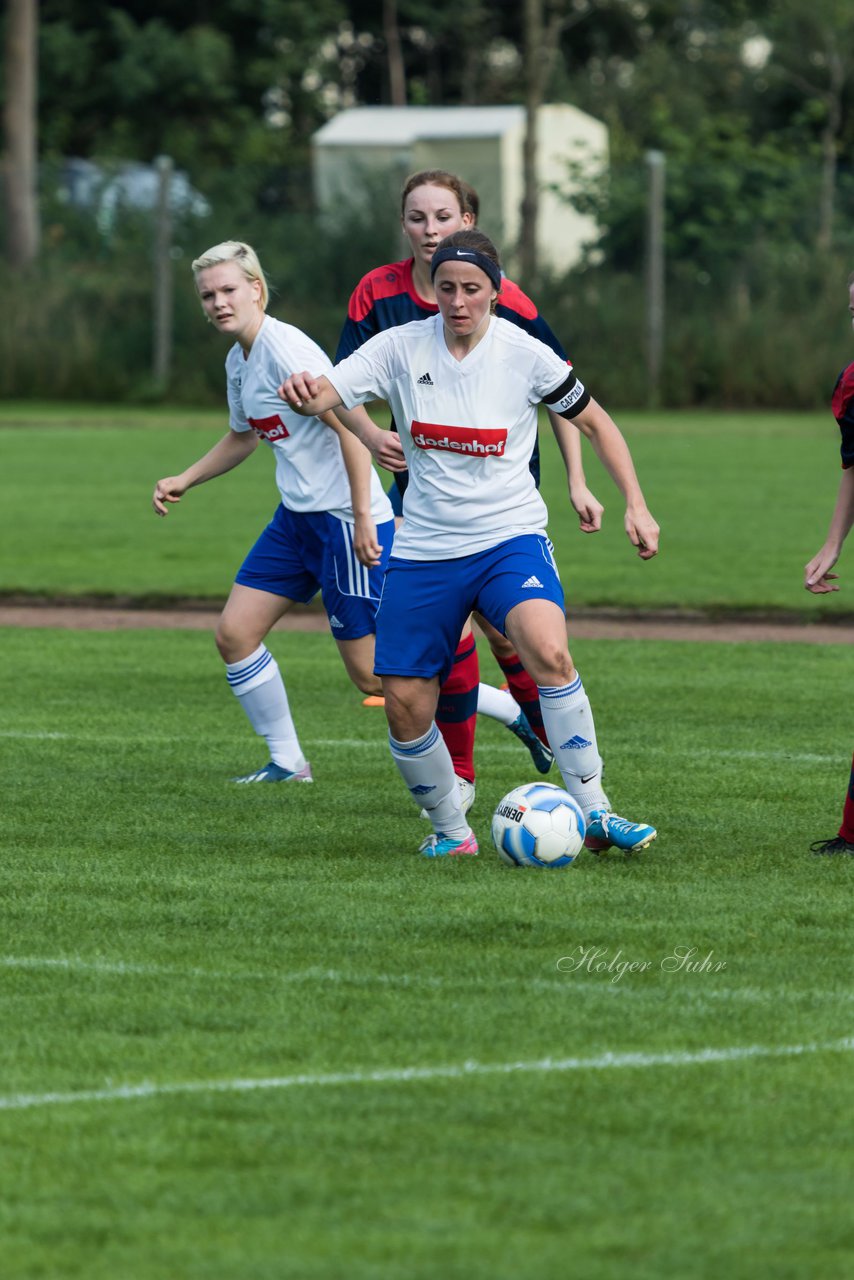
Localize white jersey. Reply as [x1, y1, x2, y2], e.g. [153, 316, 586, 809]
[330, 313, 576, 560]
[225, 315, 392, 523]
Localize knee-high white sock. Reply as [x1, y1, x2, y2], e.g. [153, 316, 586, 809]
[225, 644, 305, 770]
[538, 674, 609, 816]
[476, 682, 520, 726]
[388, 723, 470, 839]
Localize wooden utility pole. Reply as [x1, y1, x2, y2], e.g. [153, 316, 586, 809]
[3, 0, 39, 267]
[518, 0, 544, 285]
[384, 0, 407, 107]
[645, 149, 666, 408]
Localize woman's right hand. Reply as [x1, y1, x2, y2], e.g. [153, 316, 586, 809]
[278, 371, 322, 410]
[152, 476, 187, 516]
[805, 543, 841, 593]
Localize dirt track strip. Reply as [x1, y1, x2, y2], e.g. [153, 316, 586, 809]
[2, 605, 853, 645]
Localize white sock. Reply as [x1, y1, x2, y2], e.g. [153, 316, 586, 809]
[538, 674, 609, 816]
[476, 682, 520, 726]
[225, 644, 305, 771]
[389, 723, 470, 839]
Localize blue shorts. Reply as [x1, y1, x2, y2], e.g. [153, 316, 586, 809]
[374, 534, 564, 682]
[236, 504, 395, 640]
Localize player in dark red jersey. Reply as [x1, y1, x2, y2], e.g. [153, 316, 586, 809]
[805, 271, 854, 856]
[336, 169, 604, 812]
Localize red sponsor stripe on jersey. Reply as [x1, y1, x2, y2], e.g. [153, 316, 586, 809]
[348, 261, 411, 321]
[410, 420, 508, 457]
[248, 413, 290, 443]
[497, 277, 539, 322]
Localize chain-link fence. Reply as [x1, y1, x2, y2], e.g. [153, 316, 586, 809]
[2, 157, 854, 408]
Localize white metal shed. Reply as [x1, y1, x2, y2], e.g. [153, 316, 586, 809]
[311, 104, 607, 274]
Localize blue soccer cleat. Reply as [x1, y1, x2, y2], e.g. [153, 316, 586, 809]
[231, 761, 313, 784]
[419, 830, 479, 858]
[584, 810, 656, 853]
[507, 712, 554, 774]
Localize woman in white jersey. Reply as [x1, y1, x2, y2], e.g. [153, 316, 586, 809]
[279, 229, 660, 858]
[337, 168, 605, 802]
[151, 240, 396, 783]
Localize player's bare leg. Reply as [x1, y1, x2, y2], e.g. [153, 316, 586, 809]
[473, 610, 552, 761]
[335, 634, 383, 698]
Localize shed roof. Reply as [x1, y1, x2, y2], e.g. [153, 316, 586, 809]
[313, 106, 528, 147]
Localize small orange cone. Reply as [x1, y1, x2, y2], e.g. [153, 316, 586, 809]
[362, 695, 386, 707]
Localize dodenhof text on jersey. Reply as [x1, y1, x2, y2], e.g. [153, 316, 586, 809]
[410, 421, 508, 456]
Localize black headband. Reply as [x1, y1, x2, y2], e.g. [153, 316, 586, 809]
[430, 245, 502, 292]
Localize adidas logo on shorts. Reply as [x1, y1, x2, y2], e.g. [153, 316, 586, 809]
[417, 372, 434, 386]
[329, 615, 344, 629]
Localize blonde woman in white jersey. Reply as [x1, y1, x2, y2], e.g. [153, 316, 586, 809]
[279, 229, 660, 857]
[152, 241, 396, 783]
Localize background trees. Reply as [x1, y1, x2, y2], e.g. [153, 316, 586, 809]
[2, 0, 854, 404]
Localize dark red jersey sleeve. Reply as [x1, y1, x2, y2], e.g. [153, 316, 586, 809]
[497, 278, 569, 361]
[831, 361, 854, 468]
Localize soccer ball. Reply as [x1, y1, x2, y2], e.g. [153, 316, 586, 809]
[491, 782, 586, 869]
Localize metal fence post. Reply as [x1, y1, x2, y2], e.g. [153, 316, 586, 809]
[153, 154, 174, 389]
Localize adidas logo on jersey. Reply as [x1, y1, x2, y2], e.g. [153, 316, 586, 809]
[417, 372, 434, 386]
[329, 615, 344, 629]
[521, 575, 544, 588]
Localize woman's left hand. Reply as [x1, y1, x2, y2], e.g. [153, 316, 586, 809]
[569, 482, 604, 534]
[353, 514, 382, 568]
[625, 506, 660, 560]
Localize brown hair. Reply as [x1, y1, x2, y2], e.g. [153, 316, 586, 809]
[435, 228, 501, 270]
[431, 229, 502, 308]
[400, 169, 478, 219]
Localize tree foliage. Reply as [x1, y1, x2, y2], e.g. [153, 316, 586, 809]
[3, 0, 854, 403]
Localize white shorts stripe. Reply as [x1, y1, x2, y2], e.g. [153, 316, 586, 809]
[336, 518, 373, 600]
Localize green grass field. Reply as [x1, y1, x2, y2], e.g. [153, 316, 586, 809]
[1, 404, 853, 1278]
[0, 400, 851, 616]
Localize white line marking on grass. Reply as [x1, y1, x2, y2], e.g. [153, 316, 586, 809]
[0, 731, 845, 766]
[0, 955, 624, 996]
[1, 1037, 853, 1113]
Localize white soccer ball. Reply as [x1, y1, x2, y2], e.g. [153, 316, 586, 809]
[491, 782, 586, 869]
